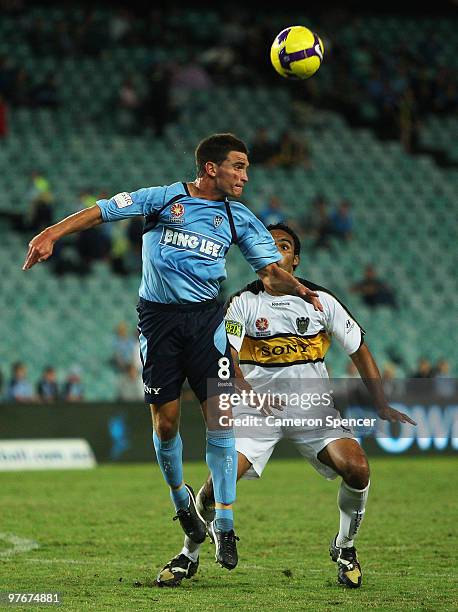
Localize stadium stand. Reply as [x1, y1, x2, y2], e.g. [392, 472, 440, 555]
[0, 3, 456, 399]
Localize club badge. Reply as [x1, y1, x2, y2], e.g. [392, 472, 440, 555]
[169, 202, 185, 223]
[296, 317, 310, 334]
[256, 317, 269, 331]
[170, 203, 185, 218]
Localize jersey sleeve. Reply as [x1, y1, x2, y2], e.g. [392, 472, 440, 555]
[224, 294, 247, 352]
[236, 207, 282, 271]
[96, 186, 167, 222]
[321, 292, 364, 355]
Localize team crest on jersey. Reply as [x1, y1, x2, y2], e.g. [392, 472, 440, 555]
[213, 215, 224, 228]
[169, 202, 185, 223]
[256, 317, 269, 331]
[255, 317, 270, 336]
[296, 317, 310, 334]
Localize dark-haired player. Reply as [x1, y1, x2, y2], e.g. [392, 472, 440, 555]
[22, 134, 322, 571]
[158, 223, 415, 588]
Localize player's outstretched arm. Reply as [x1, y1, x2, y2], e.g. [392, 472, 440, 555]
[257, 263, 323, 311]
[351, 344, 416, 425]
[22, 205, 103, 270]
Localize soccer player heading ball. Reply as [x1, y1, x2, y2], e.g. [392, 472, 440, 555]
[22, 133, 323, 571]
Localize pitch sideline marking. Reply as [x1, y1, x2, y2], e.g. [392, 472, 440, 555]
[0, 532, 40, 558]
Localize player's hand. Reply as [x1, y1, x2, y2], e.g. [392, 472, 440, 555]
[296, 285, 323, 312]
[22, 229, 55, 270]
[377, 405, 417, 425]
[234, 377, 284, 416]
[251, 392, 284, 417]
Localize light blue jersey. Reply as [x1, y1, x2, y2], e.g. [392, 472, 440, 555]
[97, 181, 281, 304]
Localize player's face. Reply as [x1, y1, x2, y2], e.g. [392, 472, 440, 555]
[271, 229, 299, 274]
[212, 151, 249, 198]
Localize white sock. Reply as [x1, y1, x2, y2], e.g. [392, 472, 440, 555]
[336, 480, 370, 548]
[181, 536, 200, 562]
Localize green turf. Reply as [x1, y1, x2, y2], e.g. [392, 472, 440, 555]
[0, 457, 456, 611]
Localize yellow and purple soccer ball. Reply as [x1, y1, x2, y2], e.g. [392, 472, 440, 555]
[270, 26, 324, 80]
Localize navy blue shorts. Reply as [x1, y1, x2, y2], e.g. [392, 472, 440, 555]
[136, 297, 235, 405]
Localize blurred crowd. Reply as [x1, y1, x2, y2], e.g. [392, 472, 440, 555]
[257, 190, 399, 310]
[4, 170, 144, 277]
[110, 321, 144, 401]
[0, 361, 84, 403]
[0, 2, 455, 401]
[0, 4, 456, 153]
[7, 166, 395, 313]
[49, 191, 144, 277]
[0, 319, 145, 403]
[1, 353, 452, 404]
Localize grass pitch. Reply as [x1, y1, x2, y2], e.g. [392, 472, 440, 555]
[1, 457, 456, 611]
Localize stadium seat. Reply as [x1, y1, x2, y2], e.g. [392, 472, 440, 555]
[0, 8, 455, 397]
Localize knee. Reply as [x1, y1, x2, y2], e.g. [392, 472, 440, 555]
[150, 403, 179, 441]
[342, 457, 370, 490]
[154, 419, 178, 442]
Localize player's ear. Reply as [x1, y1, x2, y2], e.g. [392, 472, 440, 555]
[205, 161, 218, 177]
[293, 254, 300, 269]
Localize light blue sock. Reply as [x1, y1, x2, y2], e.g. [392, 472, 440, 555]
[206, 429, 237, 529]
[169, 484, 190, 511]
[215, 507, 234, 532]
[152, 431, 189, 511]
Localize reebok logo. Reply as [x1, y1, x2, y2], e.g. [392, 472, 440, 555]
[160, 228, 224, 260]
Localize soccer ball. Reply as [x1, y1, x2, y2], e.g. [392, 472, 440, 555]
[270, 26, 324, 80]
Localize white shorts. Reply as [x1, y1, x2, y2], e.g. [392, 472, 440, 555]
[235, 424, 356, 481]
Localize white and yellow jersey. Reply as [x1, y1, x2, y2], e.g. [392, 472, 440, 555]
[225, 278, 364, 381]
